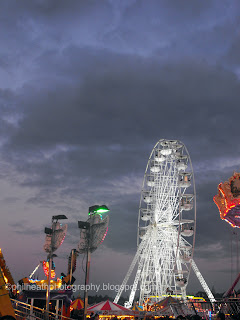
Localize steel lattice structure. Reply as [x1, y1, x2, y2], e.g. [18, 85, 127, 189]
[114, 139, 215, 307]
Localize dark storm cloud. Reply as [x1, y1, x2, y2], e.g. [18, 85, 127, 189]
[1, 54, 239, 200]
[1, 46, 240, 257]
[55, 192, 140, 254]
[1, 0, 240, 290]
[224, 33, 240, 67]
[5, 53, 240, 150]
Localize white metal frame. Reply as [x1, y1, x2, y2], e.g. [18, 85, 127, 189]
[114, 139, 215, 307]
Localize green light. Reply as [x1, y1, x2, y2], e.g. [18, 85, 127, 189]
[88, 205, 110, 215]
[95, 208, 109, 213]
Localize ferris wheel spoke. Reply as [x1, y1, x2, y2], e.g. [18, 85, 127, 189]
[116, 139, 214, 306]
[138, 140, 196, 303]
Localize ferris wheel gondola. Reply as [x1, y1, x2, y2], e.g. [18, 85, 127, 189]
[114, 139, 215, 307]
[136, 139, 196, 304]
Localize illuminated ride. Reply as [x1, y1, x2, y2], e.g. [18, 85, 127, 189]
[114, 139, 215, 307]
[16, 208, 110, 317]
[0, 209, 109, 318]
[17, 218, 73, 316]
[214, 172, 240, 298]
[214, 172, 240, 228]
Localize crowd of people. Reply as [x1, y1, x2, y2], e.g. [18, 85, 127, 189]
[175, 312, 225, 320]
[68, 310, 240, 320]
[136, 313, 226, 320]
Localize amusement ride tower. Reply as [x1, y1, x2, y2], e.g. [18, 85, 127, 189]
[114, 139, 215, 306]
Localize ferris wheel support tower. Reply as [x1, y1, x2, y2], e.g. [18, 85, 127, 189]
[114, 139, 215, 306]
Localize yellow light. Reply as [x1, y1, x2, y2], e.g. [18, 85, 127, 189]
[57, 281, 62, 289]
[3, 275, 8, 283]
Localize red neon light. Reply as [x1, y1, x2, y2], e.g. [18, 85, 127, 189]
[100, 227, 108, 244]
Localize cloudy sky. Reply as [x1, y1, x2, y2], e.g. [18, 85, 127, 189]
[1, 0, 240, 298]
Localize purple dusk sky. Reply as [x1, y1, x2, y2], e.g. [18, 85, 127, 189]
[0, 0, 240, 296]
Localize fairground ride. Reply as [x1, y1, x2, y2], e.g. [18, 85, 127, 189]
[0, 248, 16, 317]
[214, 172, 240, 229]
[214, 172, 240, 298]
[114, 139, 215, 307]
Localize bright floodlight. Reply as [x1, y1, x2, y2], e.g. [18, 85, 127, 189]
[88, 205, 109, 215]
[95, 205, 110, 213]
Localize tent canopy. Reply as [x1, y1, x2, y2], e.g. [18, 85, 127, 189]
[152, 296, 179, 310]
[88, 300, 133, 315]
[132, 303, 143, 311]
[71, 298, 84, 310]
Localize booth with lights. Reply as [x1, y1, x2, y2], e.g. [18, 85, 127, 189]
[18, 259, 73, 315]
[17, 215, 75, 316]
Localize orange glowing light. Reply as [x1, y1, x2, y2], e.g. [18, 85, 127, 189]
[43, 260, 55, 279]
[214, 172, 240, 228]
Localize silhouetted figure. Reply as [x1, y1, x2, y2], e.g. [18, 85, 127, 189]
[216, 313, 225, 320]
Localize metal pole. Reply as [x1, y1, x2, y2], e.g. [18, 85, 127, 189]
[69, 249, 74, 285]
[83, 228, 91, 320]
[231, 230, 233, 285]
[237, 231, 239, 276]
[30, 298, 34, 320]
[46, 220, 55, 312]
[61, 299, 63, 320]
[55, 299, 59, 319]
[46, 254, 52, 311]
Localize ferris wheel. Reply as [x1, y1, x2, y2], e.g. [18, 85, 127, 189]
[137, 139, 196, 304]
[114, 139, 215, 307]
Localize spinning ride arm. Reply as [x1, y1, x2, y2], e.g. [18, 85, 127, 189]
[223, 272, 240, 298]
